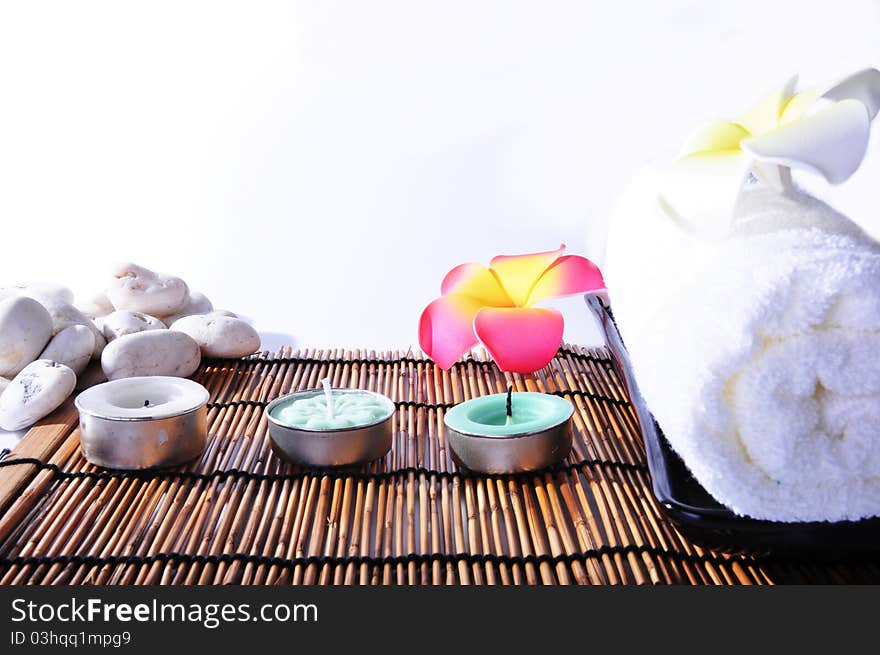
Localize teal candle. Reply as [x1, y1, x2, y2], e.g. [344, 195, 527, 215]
[444, 390, 574, 474]
[272, 391, 392, 430]
[444, 391, 573, 436]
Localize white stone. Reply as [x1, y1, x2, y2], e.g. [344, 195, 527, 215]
[38, 324, 95, 375]
[212, 309, 237, 318]
[0, 296, 54, 378]
[77, 291, 114, 319]
[106, 263, 189, 316]
[159, 291, 214, 324]
[0, 282, 74, 306]
[101, 310, 166, 342]
[36, 297, 107, 360]
[75, 361, 107, 391]
[0, 360, 76, 431]
[170, 314, 260, 358]
[101, 330, 201, 380]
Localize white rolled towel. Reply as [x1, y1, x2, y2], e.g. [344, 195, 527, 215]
[604, 173, 880, 522]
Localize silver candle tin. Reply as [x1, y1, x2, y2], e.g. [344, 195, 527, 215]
[266, 389, 395, 467]
[445, 402, 574, 475]
[75, 377, 209, 470]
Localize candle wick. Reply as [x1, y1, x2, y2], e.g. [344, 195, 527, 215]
[144, 400, 150, 408]
[322, 377, 334, 419]
[506, 386, 513, 419]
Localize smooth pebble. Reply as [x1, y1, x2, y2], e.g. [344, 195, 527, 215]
[0, 360, 76, 431]
[106, 263, 189, 316]
[160, 291, 213, 324]
[170, 314, 260, 358]
[101, 310, 166, 342]
[0, 282, 74, 306]
[101, 330, 201, 380]
[36, 297, 107, 360]
[0, 296, 53, 378]
[78, 291, 114, 319]
[39, 324, 95, 375]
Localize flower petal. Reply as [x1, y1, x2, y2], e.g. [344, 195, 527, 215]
[742, 99, 870, 184]
[526, 255, 605, 306]
[474, 307, 563, 373]
[680, 120, 749, 157]
[489, 246, 564, 307]
[820, 68, 880, 119]
[782, 69, 880, 125]
[419, 294, 483, 369]
[738, 75, 798, 135]
[657, 150, 753, 238]
[440, 263, 513, 307]
[779, 89, 822, 125]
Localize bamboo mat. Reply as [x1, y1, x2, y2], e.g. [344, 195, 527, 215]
[0, 346, 877, 585]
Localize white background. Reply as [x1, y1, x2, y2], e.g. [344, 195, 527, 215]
[0, 1, 878, 352]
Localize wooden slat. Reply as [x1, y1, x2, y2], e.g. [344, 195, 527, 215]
[0, 401, 78, 515]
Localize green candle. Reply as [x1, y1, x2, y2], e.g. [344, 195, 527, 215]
[266, 386, 395, 467]
[444, 390, 574, 473]
[272, 390, 391, 430]
[444, 391, 573, 437]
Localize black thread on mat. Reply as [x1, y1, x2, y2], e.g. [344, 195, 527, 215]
[0, 543, 817, 572]
[0, 455, 647, 485]
[206, 389, 630, 412]
[202, 347, 613, 370]
[206, 399, 460, 411]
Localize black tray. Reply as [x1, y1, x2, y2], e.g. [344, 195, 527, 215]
[586, 293, 880, 559]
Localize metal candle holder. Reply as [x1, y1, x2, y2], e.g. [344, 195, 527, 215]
[266, 388, 395, 467]
[75, 377, 209, 470]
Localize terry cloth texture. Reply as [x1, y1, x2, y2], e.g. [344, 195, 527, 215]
[605, 175, 880, 521]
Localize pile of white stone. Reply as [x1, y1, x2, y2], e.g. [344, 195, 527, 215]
[0, 263, 260, 431]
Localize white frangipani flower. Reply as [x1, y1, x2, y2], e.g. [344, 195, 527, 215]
[659, 68, 880, 237]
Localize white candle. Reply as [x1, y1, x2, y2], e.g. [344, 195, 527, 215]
[322, 377, 335, 419]
[75, 376, 210, 470]
[77, 377, 209, 420]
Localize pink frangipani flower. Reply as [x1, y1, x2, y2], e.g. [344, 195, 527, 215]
[419, 245, 605, 373]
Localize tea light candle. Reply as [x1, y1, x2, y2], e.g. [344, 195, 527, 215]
[444, 388, 574, 474]
[273, 378, 391, 430]
[75, 376, 209, 470]
[266, 380, 395, 467]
